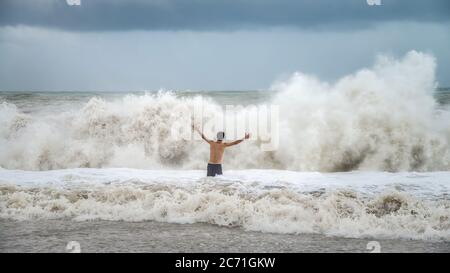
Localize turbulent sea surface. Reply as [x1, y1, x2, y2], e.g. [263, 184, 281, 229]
[1, 51, 450, 252]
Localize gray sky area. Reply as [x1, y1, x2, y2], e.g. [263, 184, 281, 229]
[0, 0, 449, 91]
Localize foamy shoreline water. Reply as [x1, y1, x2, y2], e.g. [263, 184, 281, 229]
[2, 219, 449, 253]
[1, 168, 449, 241]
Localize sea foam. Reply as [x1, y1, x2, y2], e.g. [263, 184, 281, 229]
[0, 168, 449, 241]
[1, 51, 449, 171]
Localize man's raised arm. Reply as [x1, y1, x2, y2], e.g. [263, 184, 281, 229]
[225, 133, 250, 147]
[193, 125, 212, 144]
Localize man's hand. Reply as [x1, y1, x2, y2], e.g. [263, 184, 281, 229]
[192, 122, 199, 132]
[225, 133, 249, 147]
[193, 123, 212, 143]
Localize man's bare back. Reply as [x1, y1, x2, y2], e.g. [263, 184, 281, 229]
[208, 142, 226, 164]
[194, 125, 249, 176]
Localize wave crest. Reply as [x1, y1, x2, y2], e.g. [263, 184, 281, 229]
[0, 51, 449, 171]
[1, 181, 449, 241]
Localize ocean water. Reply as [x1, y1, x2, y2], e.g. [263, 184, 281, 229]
[1, 51, 450, 252]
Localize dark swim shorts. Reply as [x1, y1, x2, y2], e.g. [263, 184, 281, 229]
[207, 163, 223, 177]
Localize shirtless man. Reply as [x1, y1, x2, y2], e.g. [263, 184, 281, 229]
[194, 126, 250, 176]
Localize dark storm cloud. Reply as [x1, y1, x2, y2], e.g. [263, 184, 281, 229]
[0, 0, 449, 31]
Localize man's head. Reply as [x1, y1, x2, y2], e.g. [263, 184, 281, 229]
[217, 131, 225, 141]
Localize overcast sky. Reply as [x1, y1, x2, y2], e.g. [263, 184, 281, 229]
[0, 0, 449, 91]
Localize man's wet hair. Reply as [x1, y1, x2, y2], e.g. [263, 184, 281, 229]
[217, 131, 225, 141]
